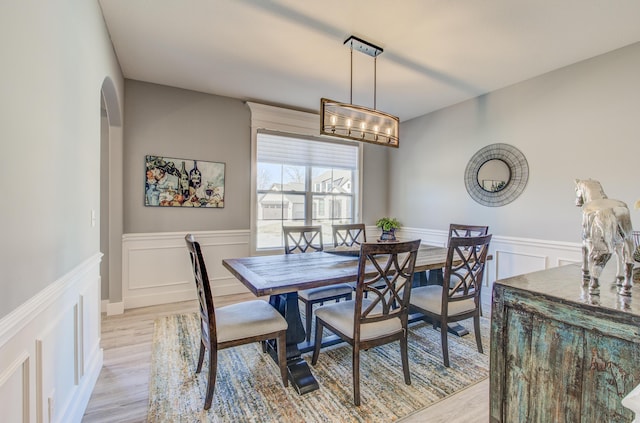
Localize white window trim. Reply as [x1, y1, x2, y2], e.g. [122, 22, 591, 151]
[247, 102, 363, 255]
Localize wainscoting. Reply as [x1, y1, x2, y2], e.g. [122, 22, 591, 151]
[120, 227, 582, 313]
[0, 253, 103, 423]
[122, 230, 251, 310]
[398, 226, 583, 291]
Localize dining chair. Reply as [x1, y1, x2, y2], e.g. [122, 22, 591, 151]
[185, 234, 288, 410]
[283, 225, 354, 342]
[332, 223, 384, 296]
[447, 223, 490, 315]
[311, 239, 421, 406]
[409, 234, 492, 367]
[447, 223, 489, 245]
[332, 223, 367, 247]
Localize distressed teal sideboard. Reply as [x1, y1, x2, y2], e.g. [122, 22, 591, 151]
[490, 264, 640, 423]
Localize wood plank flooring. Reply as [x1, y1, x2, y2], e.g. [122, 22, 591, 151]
[82, 294, 489, 422]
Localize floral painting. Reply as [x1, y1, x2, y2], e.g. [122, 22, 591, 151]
[145, 155, 225, 208]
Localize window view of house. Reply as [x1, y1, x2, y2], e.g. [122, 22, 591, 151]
[256, 133, 359, 249]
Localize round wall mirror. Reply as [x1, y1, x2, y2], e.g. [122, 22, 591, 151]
[464, 143, 529, 207]
[477, 159, 510, 192]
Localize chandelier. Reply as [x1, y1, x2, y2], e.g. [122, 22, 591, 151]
[320, 36, 399, 148]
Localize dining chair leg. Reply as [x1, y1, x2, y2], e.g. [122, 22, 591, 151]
[352, 346, 361, 406]
[276, 332, 289, 387]
[474, 315, 483, 354]
[400, 334, 411, 385]
[311, 318, 324, 365]
[204, 346, 217, 410]
[305, 301, 313, 343]
[440, 322, 450, 368]
[196, 340, 206, 373]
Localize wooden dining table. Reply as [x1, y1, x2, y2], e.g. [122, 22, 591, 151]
[222, 243, 460, 395]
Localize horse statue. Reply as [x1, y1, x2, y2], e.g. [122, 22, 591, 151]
[575, 179, 634, 296]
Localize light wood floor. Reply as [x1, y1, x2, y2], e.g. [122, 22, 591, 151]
[82, 294, 489, 422]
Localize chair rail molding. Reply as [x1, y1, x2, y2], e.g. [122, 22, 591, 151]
[122, 229, 251, 311]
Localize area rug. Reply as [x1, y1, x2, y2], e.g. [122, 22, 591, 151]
[147, 313, 489, 422]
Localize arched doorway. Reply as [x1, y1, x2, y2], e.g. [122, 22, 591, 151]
[100, 77, 124, 314]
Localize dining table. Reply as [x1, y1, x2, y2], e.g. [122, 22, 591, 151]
[222, 243, 465, 395]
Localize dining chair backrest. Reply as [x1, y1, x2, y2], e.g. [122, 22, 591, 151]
[442, 234, 492, 311]
[185, 234, 217, 346]
[332, 223, 367, 247]
[447, 223, 489, 246]
[283, 225, 324, 254]
[354, 240, 421, 338]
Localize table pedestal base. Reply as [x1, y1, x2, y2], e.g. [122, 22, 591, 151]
[268, 292, 320, 395]
[286, 358, 319, 395]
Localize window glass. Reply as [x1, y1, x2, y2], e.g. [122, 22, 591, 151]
[256, 133, 359, 249]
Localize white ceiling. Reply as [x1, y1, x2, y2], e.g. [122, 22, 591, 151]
[98, 0, 640, 122]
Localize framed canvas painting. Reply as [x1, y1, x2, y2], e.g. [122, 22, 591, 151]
[145, 155, 225, 208]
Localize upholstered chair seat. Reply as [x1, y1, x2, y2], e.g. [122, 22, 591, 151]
[298, 284, 354, 302]
[410, 286, 475, 317]
[215, 300, 288, 343]
[314, 299, 402, 341]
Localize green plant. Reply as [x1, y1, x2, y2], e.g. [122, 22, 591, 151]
[376, 217, 401, 231]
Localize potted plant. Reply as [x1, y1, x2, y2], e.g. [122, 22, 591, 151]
[376, 217, 401, 241]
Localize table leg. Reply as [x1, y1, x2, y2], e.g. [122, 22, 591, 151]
[267, 292, 319, 395]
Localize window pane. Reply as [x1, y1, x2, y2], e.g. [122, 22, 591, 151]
[256, 220, 284, 249]
[312, 167, 332, 192]
[257, 192, 283, 221]
[285, 194, 306, 221]
[312, 194, 328, 220]
[257, 163, 281, 191]
[330, 169, 353, 194]
[332, 195, 353, 219]
[282, 165, 306, 191]
[312, 219, 334, 245]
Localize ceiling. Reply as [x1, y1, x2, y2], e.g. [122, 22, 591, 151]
[98, 0, 640, 122]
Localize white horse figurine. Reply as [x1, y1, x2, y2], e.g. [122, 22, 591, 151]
[575, 179, 634, 296]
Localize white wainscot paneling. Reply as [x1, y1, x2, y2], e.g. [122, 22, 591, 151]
[36, 310, 77, 423]
[398, 227, 582, 284]
[122, 230, 251, 310]
[0, 254, 103, 423]
[490, 236, 582, 282]
[0, 353, 29, 423]
[401, 227, 582, 314]
[494, 250, 546, 280]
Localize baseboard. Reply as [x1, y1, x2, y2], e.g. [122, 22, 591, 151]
[106, 301, 124, 316]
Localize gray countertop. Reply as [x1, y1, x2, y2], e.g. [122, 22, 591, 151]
[493, 263, 640, 317]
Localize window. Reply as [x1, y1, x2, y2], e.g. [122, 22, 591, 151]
[256, 132, 360, 249]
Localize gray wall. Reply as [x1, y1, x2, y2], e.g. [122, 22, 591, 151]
[123, 80, 389, 233]
[390, 42, 640, 243]
[0, 0, 124, 318]
[124, 81, 251, 232]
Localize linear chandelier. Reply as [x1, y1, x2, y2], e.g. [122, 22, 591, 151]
[320, 36, 399, 148]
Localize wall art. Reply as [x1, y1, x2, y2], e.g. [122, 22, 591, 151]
[145, 155, 225, 208]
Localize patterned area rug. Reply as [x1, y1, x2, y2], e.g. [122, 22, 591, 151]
[148, 313, 489, 422]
